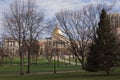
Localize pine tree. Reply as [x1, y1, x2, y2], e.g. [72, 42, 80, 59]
[85, 9, 119, 75]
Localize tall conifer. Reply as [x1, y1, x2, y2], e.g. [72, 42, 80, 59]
[85, 9, 119, 75]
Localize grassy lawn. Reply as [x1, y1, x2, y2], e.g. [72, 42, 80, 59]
[0, 63, 81, 73]
[0, 56, 81, 74]
[0, 57, 120, 80]
[0, 69, 120, 80]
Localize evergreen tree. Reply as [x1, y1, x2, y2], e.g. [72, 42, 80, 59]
[85, 9, 119, 75]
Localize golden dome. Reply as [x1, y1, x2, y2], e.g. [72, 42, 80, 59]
[52, 23, 62, 36]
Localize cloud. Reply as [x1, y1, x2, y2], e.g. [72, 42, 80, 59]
[37, 0, 82, 18]
[35, 0, 118, 19]
[0, 0, 120, 19]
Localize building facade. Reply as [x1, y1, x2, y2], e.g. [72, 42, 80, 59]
[39, 23, 71, 57]
[109, 13, 120, 38]
[3, 37, 19, 56]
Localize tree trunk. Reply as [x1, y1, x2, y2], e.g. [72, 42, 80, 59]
[35, 55, 38, 64]
[57, 54, 59, 66]
[69, 55, 70, 64]
[1, 56, 3, 67]
[81, 55, 85, 70]
[106, 69, 110, 75]
[20, 53, 24, 75]
[26, 49, 31, 73]
[75, 58, 77, 66]
[64, 56, 66, 66]
[54, 56, 56, 74]
[19, 42, 24, 75]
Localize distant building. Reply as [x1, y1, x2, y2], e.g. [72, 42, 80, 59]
[3, 23, 70, 56]
[109, 13, 120, 39]
[39, 23, 71, 57]
[3, 37, 19, 56]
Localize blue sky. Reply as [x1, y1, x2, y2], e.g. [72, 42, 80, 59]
[0, 0, 120, 34]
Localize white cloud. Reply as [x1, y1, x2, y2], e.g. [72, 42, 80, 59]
[37, 0, 83, 18]
[35, 0, 118, 19]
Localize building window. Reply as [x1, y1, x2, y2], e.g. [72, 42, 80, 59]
[7, 41, 9, 46]
[7, 43, 9, 46]
[53, 42, 55, 46]
[13, 41, 15, 46]
[10, 41, 12, 46]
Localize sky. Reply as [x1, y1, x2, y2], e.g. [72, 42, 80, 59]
[0, 0, 120, 19]
[0, 0, 120, 35]
[35, 0, 120, 18]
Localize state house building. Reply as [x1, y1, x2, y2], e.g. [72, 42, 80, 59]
[38, 23, 71, 57]
[3, 13, 120, 56]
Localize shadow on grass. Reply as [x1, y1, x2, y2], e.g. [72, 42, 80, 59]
[48, 71, 120, 79]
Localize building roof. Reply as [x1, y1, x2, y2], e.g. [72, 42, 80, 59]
[52, 23, 63, 36]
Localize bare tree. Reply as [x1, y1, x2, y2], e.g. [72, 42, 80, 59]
[3, 0, 44, 74]
[44, 38, 54, 64]
[30, 40, 40, 64]
[46, 19, 57, 37]
[56, 10, 91, 69]
[56, 4, 114, 69]
[22, 0, 44, 73]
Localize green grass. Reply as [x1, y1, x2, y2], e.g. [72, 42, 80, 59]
[2, 56, 49, 64]
[0, 57, 120, 80]
[0, 64, 120, 80]
[0, 69, 120, 80]
[0, 63, 81, 73]
[0, 56, 81, 73]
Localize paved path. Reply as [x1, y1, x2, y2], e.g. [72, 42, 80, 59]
[0, 70, 84, 76]
[26, 70, 84, 75]
[61, 59, 81, 65]
[54, 58, 81, 65]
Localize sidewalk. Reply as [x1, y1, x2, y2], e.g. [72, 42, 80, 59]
[53, 57, 81, 65]
[60, 59, 81, 65]
[26, 70, 84, 75]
